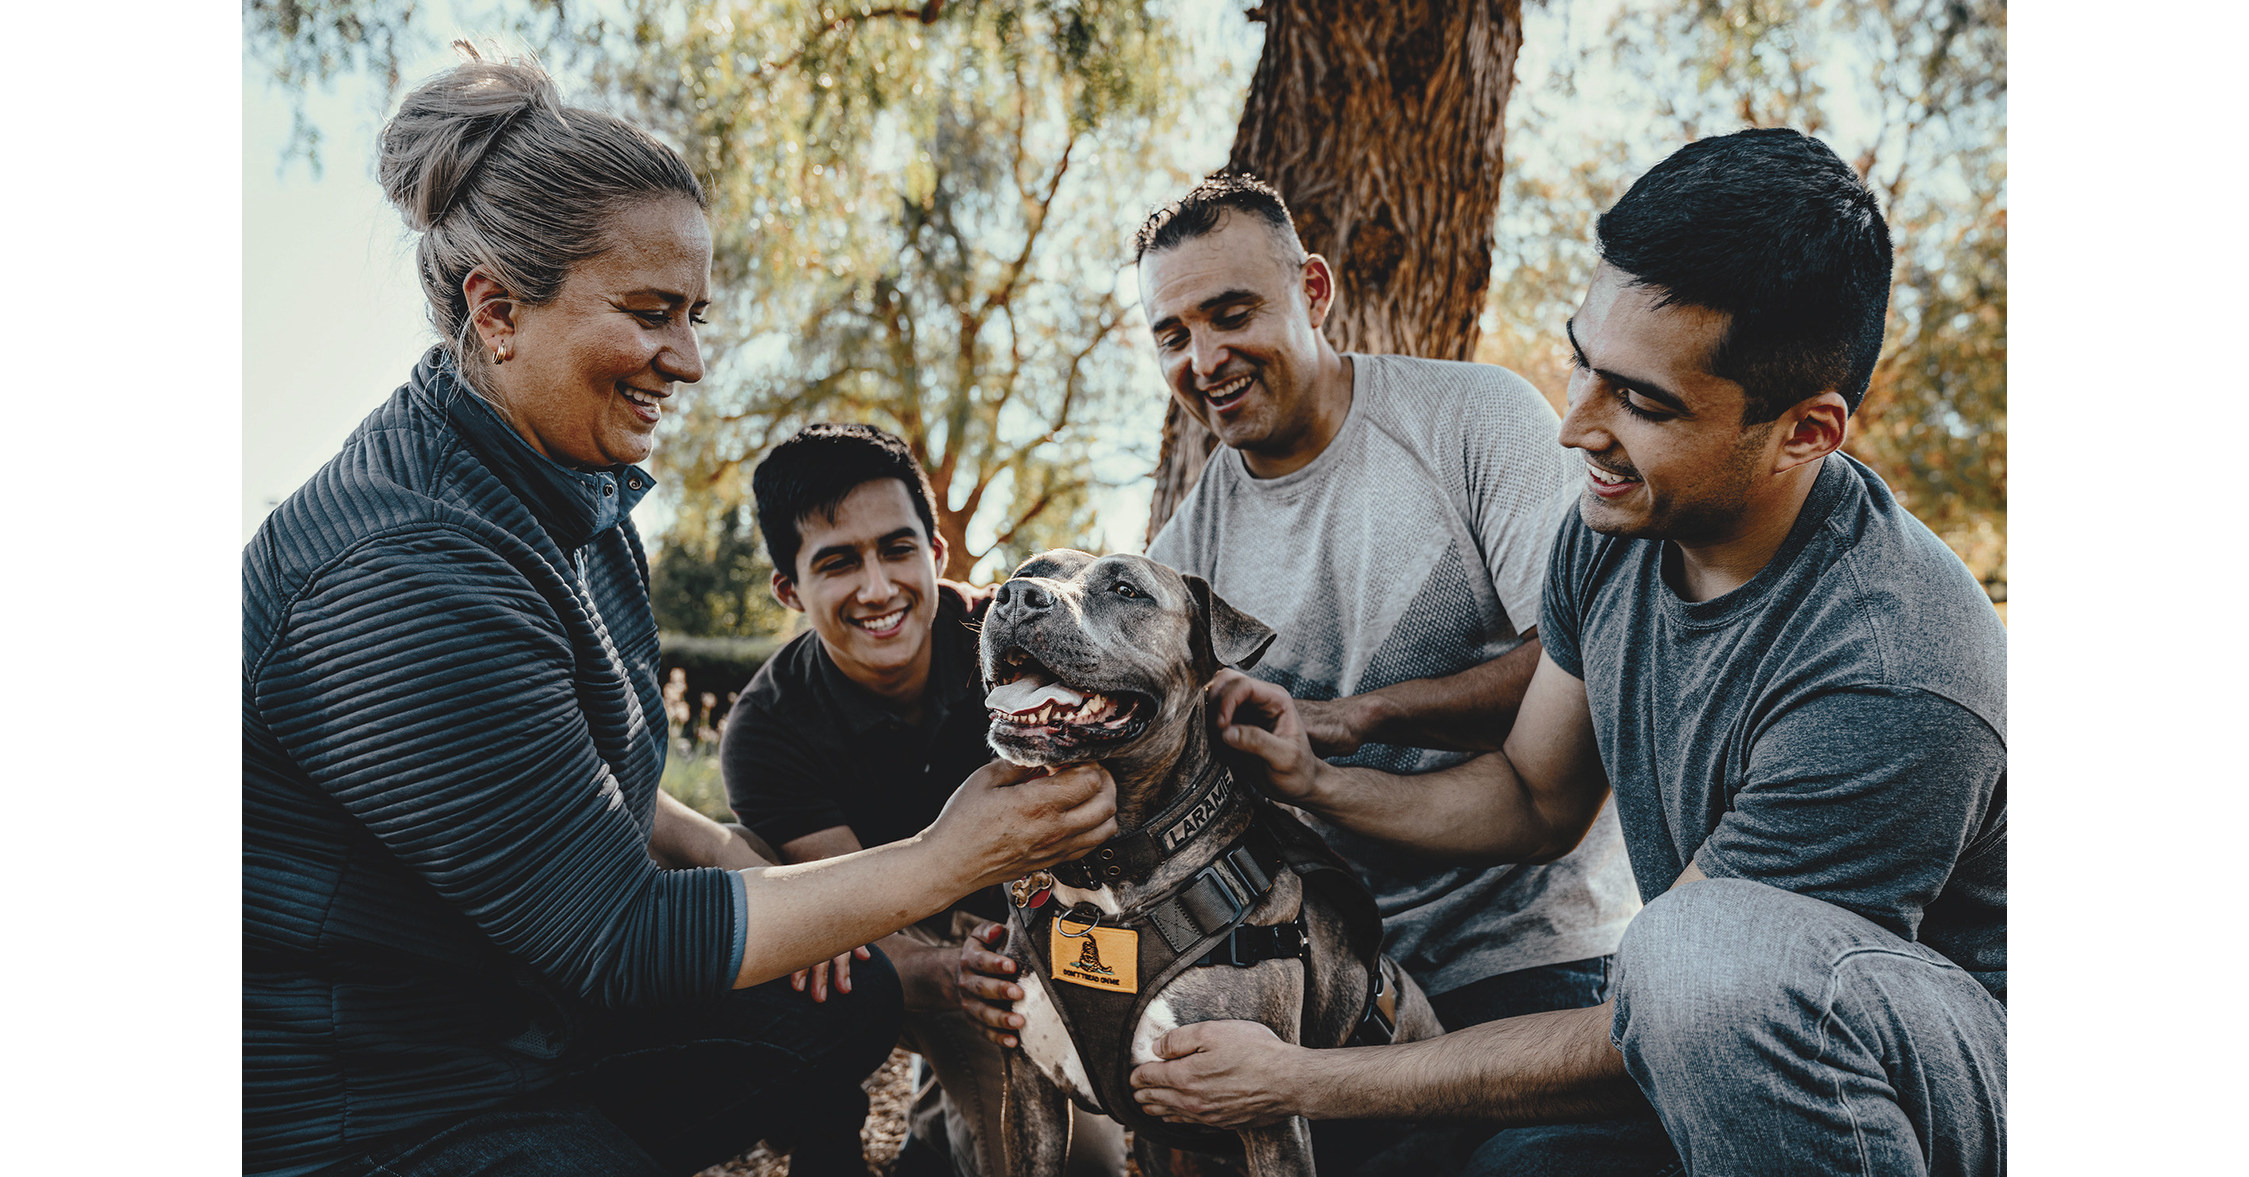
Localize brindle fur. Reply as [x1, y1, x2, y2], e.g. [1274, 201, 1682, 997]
[980, 550, 1442, 1177]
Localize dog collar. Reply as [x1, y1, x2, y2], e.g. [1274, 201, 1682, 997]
[1052, 758, 1243, 889]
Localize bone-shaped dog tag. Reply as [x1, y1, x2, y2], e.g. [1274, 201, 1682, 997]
[1010, 871, 1055, 909]
[1050, 918, 1138, 994]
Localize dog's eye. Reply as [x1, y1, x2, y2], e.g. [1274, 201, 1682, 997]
[1112, 581, 1144, 600]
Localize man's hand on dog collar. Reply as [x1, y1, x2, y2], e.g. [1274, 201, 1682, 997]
[1129, 1019, 1304, 1129]
[1207, 670, 1323, 807]
[958, 919, 1028, 1048]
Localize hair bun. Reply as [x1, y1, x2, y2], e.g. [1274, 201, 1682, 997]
[378, 45, 564, 233]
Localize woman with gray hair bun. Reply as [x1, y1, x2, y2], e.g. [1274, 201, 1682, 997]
[242, 47, 1118, 1177]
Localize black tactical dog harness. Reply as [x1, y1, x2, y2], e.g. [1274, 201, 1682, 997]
[1010, 762, 1401, 1153]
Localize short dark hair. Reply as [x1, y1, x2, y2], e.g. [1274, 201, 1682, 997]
[752, 423, 941, 579]
[1132, 172, 1306, 264]
[1595, 128, 1893, 422]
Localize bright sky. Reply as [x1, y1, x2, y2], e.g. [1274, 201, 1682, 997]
[242, 66, 447, 542]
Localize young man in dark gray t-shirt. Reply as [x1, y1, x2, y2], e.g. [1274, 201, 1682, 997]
[1129, 131, 2005, 1176]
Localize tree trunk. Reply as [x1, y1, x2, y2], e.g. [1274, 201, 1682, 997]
[1144, 0, 1524, 546]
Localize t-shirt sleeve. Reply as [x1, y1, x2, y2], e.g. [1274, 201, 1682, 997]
[1462, 369, 1575, 636]
[1692, 686, 2006, 942]
[252, 529, 743, 1005]
[720, 697, 853, 851]
[1539, 506, 1592, 680]
[1143, 483, 1208, 575]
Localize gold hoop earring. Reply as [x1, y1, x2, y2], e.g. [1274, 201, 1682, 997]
[495, 342, 511, 363]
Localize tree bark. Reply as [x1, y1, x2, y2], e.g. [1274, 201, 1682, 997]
[1144, 0, 1524, 546]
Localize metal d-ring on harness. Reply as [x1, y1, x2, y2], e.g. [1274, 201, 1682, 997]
[1011, 763, 1397, 1152]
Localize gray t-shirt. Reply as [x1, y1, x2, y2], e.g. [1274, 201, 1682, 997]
[1149, 354, 1642, 994]
[1542, 453, 2007, 998]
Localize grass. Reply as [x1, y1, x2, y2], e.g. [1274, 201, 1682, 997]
[661, 744, 735, 823]
[658, 663, 745, 824]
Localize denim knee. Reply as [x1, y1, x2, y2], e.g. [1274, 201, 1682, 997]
[1610, 879, 1822, 1074]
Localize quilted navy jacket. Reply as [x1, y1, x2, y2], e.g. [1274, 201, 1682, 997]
[242, 350, 745, 1175]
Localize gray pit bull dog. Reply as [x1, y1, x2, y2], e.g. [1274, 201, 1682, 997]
[978, 549, 1441, 1177]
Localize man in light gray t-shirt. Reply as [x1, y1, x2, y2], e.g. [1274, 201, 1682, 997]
[1134, 174, 1638, 1037]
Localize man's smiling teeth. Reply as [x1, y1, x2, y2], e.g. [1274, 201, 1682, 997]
[853, 609, 905, 632]
[1202, 375, 1252, 402]
[1587, 462, 1637, 485]
[619, 386, 663, 409]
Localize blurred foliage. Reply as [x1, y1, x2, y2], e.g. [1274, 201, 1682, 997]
[248, 0, 2006, 612]
[1482, 0, 2006, 601]
[659, 748, 734, 822]
[247, 0, 1238, 617]
[586, 0, 1218, 590]
[658, 630, 785, 705]
[242, 0, 569, 168]
[648, 506, 795, 637]
[658, 662, 741, 820]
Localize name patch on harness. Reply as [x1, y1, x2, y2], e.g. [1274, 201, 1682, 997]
[1050, 921, 1140, 994]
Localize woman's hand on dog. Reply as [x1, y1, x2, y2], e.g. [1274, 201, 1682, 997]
[957, 920, 1029, 1048]
[1130, 1019, 1305, 1128]
[1208, 670, 1324, 806]
[931, 759, 1119, 892]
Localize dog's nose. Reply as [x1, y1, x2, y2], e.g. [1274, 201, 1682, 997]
[996, 579, 1054, 614]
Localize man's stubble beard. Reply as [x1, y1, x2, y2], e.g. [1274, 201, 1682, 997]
[1581, 422, 1774, 546]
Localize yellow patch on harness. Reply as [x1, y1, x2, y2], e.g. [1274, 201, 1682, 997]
[1050, 919, 1139, 994]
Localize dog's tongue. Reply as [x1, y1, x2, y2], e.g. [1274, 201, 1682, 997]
[986, 676, 1087, 715]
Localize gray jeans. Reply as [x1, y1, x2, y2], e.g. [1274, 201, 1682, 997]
[1611, 879, 2006, 1176]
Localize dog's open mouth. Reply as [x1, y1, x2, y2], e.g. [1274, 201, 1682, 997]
[985, 647, 1154, 763]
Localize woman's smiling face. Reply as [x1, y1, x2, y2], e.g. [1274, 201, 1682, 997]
[485, 197, 712, 469]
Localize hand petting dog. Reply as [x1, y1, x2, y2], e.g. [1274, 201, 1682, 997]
[1207, 668, 1324, 806]
[1130, 1020, 1309, 1130]
[957, 919, 1027, 1047]
[929, 757, 1120, 891]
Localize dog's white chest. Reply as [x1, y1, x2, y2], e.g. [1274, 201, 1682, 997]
[1013, 968, 1098, 1103]
[1129, 994, 1181, 1067]
[1017, 963, 1186, 1114]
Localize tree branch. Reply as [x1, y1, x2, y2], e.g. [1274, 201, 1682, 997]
[751, 2, 950, 80]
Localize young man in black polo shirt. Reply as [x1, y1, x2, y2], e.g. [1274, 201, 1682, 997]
[721, 423, 1124, 1177]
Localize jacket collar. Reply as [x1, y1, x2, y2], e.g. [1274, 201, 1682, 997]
[411, 347, 656, 550]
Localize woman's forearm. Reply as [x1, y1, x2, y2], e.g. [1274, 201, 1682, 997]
[732, 833, 972, 987]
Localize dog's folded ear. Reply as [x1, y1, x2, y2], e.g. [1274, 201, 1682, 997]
[1184, 574, 1276, 675]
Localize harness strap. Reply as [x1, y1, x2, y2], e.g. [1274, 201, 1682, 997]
[1346, 954, 1403, 1046]
[1193, 917, 1309, 968]
[1146, 824, 1284, 953]
[1017, 801, 1396, 1151]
